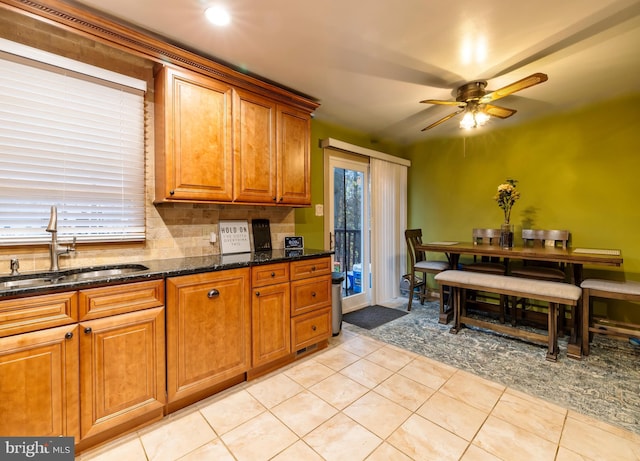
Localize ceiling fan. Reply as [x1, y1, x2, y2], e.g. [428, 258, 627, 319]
[420, 72, 548, 131]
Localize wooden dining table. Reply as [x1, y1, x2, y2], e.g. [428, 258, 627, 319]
[416, 241, 623, 358]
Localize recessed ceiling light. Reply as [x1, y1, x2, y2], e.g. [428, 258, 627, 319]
[205, 5, 231, 26]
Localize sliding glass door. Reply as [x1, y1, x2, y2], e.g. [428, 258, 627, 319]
[325, 154, 370, 312]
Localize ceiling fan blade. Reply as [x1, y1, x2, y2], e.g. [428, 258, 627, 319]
[421, 110, 464, 131]
[484, 104, 517, 119]
[480, 72, 548, 103]
[420, 99, 463, 106]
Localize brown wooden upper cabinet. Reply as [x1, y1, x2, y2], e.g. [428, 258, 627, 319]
[155, 66, 234, 202]
[155, 65, 315, 206]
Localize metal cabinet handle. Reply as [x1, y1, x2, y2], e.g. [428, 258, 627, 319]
[64, 332, 73, 340]
[271, 272, 275, 277]
[312, 325, 317, 331]
[255, 291, 260, 297]
[311, 292, 316, 297]
[207, 289, 220, 298]
[84, 327, 92, 334]
[311, 266, 316, 271]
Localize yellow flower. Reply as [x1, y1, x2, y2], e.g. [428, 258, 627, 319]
[494, 179, 520, 224]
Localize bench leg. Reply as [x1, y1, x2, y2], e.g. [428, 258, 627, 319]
[546, 302, 558, 362]
[582, 289, 591, 356]
[567, 302, 582, 360]
[449, 287, 462, 334]
[439, 284, 454, 324]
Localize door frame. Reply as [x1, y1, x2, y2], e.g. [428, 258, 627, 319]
[323, 148, 370, 312]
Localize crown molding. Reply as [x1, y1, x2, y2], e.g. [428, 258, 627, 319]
[0, 0, 319, 112]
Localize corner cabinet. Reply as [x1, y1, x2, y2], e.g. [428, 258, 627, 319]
[155, 65, 317, 206]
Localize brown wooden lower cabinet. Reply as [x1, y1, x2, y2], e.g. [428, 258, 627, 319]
[0, 324, 79, 439]
[0, 258, 332, 453]
[166, 268, 251, 410]
[79, 306, 166, 440]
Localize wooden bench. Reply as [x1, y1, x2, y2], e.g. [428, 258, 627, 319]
[435, 270, 582, 361]
[581, 279, 640, 356]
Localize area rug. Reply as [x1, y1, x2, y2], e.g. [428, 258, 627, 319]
[343, 305, 408, 330]
[344, 300, 640, 435]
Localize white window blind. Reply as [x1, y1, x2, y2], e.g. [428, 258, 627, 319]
[0, 40, 146, 244]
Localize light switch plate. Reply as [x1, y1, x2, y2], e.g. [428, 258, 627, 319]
[315, 204, 324, 216]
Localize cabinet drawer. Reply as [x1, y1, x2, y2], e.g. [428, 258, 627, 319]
[290, 276, 331, 316]
[291, 307, 331, 351]
[290, 257, 331, 281]
[0, 292, 77, 337]
[251, 262, 290, 287]
[79, 280, 164, 320]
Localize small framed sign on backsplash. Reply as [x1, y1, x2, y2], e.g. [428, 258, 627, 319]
[219, 220, 251, 254]
[284, 236, 304, 249]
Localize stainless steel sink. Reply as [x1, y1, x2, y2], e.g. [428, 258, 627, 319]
[0, 264, 149, 290]
[0, 276, 58, 290]
[59, 264, 149, 282]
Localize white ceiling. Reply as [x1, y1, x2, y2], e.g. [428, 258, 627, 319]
[71, 0, 640, 145]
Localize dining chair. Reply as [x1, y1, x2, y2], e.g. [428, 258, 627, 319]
[510, 229, 571, 329]
[463, 228, 510, 322]
[404, 229, 450, 312]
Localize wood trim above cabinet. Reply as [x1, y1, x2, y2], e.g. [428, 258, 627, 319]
[0, 0, 319, 113]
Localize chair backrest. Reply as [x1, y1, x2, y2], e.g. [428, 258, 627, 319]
[471, 228, 503, 263]
[405, 229, 425, 268]
[522, 229, 569, 249]
[472, 228, 502, 246]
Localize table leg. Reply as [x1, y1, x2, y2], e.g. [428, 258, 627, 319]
[572, 263, 584, 286]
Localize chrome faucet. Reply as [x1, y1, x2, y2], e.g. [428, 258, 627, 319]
[46, 206, 76, 271]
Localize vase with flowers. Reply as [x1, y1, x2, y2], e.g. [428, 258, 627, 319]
[494, 178, 520, 248]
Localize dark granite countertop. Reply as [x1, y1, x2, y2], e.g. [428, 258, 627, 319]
[0, 249, 333, 298]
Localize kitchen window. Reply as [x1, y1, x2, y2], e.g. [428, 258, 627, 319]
[0, 39, 146, 244]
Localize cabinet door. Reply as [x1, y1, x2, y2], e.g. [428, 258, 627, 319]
[0, 324, 79, 439]
[79, 307, 165, 440]
[166, 268, 251, 404]
[252, 281, 291, 368]
[155, 66, 233, 202]
[277, 105, 311, 205]
[233, 89, 277, 203]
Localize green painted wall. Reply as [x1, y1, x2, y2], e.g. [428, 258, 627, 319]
[295, 119, 403, 249]
[405, 94, 640, 323]
[295, 94, 640, 323]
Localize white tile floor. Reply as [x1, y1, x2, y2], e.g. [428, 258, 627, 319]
[77, 330, 640, 461]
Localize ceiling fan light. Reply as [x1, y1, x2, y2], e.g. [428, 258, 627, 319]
[460, 111, 476, 129]
[475, 111, 490, 126]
